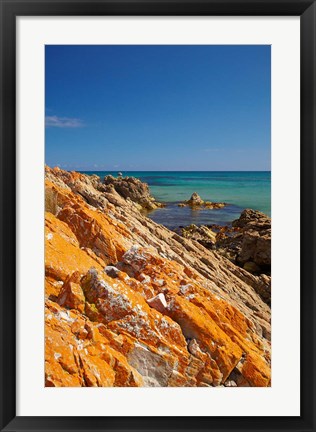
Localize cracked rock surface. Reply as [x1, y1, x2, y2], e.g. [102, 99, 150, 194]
[45, 166, 271, 387]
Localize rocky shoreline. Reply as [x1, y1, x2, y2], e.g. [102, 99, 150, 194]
[177, 209, 271, 274]
[103, 174, 165, 211]
[176, 209, 271, 305]
[45, 167, 271, 387]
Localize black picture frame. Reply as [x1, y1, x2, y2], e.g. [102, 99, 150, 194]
[0, 1, 315, 431]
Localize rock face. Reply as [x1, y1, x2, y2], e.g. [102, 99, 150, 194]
[232, 209, 271, 268]
[103, 174, 164, 211]
[215, 209, 271, 271]
[176, 209, 271, 304]
[178, 192, 226, 209]
[179, 224, 217, 248]
[45, 166, 271, 387]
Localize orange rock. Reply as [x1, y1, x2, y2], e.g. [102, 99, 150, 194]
[57, 272, 85, 313]
[44, 166, 271, 387]
[45, 212, 105, 282]
[167, 295, 243, 382]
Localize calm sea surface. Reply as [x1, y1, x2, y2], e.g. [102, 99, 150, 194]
[81, 171, 271, 229]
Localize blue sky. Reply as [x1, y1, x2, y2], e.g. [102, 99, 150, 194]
[45, 45, 271, 171]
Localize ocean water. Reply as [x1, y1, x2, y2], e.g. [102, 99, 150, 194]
[81, 171, 271, 229]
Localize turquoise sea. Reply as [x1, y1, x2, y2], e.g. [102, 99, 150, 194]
[81, 171, 271, 229]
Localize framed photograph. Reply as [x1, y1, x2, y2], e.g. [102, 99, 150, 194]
[0, 1, 315, 431]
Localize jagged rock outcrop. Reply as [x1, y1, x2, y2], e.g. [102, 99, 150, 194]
[178, 192, 226, 209]
[232, 209, 271, 268]
[215, 209, 271, 272]
[177, 210, 271, 273]
[178, 224, 217, 248]
[45, 166, 271, 387]
[175, 210, 271, 303]
[103, 174, 164, 211]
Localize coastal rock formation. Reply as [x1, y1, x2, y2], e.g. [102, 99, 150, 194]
[45, 166, 271, 387]
[185, 192, 205, 206]
[176, 210, 271, 303]
[178, 209, 271, 272]
[103, 174, 164, 211]
[178, 192, 226, 209]
[216, 209, 271, 270]
[232, 209, 271, 267]
[179, 224, 217, 249]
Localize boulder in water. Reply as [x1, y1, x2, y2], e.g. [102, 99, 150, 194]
[178, 192, 226, 209]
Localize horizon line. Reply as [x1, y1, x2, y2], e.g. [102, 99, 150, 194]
[77, 169, 272, 173]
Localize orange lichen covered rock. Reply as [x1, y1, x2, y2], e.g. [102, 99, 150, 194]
[57, 272, 85, 313]
[167, 294, 243, 382]
[45, 212, 105, 281]
[45, 166, 271, 387]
